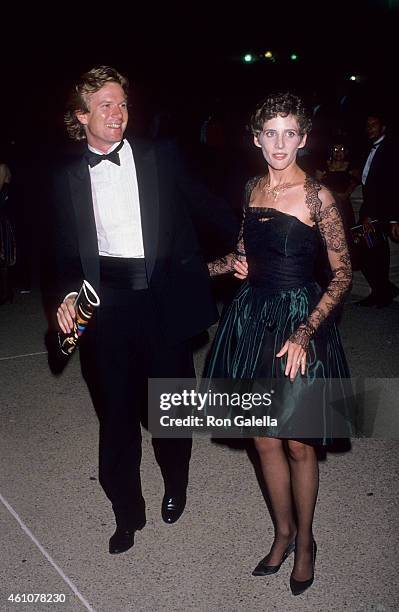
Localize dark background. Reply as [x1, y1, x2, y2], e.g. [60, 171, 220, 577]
[0, 0, 398, 297]
[1, 0, 398, 150]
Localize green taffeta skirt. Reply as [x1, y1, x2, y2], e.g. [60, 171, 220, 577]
[204, 281, 354, 444]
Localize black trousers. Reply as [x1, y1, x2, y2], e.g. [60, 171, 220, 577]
[360, 237, 395, 299]
[79, 265, 194, 529]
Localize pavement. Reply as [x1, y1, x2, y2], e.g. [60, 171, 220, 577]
[0, 210, 398, 611]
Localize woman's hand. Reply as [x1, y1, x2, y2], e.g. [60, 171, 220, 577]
[233, 258, 248, 279]
[56, 297, 76, 334]
[276, 340, 307, 381]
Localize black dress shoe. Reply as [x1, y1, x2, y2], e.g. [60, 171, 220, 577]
[109, 516, 145, 554]
[354, 294, 377, 307]
[161, 493, 187, 524]
[109, 527, 136, 554]
[252, 540, 295, 576]
[290, 540, 317, 596]
[376, 297, 393, 308]
[376, 288, 399, 307]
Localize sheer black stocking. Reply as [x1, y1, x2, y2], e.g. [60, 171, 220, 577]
[254, 437, 297, 566]
[286, 439, 319, 581]
[254, 437, 318, 578]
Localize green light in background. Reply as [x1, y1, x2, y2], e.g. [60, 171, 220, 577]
[243, 53, 254, 63]
[290, 53, 298, 61]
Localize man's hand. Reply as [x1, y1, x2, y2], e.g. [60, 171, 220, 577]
[56, 297, 76, 334]
[362, 216, 374, 234]
[276, 340, 307, 382]
[233, 258, 248, 280]
[389, 222, 399, 241]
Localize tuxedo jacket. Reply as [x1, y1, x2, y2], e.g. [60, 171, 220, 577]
[47, 138, 219, 345]
[359, 137, 396, 223]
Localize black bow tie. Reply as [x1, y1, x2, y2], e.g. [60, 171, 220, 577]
[86, 141, 124, 168]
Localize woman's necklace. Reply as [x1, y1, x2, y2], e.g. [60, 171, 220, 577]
[262, 178, 294, 202]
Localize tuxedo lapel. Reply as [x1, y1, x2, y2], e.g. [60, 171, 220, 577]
[67, 158, 100, 292]
[66, 140, 160, 290]
[130, 140, 159, 281]
[364, 142, 383, 188]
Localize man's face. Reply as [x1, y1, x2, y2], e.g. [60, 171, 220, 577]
[366, 116, 385, 142]
[254, 114, 306, 170]
[76, 82, 128, 152]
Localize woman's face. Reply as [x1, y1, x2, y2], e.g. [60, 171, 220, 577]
[332, 144, 345, 161]
[254, 114, 306, 170]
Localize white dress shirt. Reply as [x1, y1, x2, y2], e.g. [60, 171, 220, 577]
[88, 139, 145, 258]
[361, 135, 385, 185]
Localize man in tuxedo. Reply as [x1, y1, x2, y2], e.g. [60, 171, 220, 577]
[53, 66, 219, 554]
[356, 112, 399, 307]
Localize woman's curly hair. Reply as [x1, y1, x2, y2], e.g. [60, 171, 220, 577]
[250, 92, 312, 136]
[64, 66, 129, 141]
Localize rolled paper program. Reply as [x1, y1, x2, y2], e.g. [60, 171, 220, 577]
[58, 280, 100, 356]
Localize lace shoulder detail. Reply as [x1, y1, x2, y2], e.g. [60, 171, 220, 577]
[304, 175, 323, 222]
[244, 175, 263, 207]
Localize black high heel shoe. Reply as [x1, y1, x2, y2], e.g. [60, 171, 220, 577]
[252, 540, 296, 576]
[290, 540, 317, 596]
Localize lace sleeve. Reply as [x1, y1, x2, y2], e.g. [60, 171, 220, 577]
[289, 178, 352, 349]
[207, 176, 260, 276]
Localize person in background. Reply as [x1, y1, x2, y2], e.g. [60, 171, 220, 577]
[316, 140, 358, 270]
[0, 159, 16, 304]
[355, 112, 399, 307]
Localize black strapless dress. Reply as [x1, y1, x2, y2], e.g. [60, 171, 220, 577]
[204, 207, 352, 443]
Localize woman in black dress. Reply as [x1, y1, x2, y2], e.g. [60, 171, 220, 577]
[316, 141, 358, 268]
[316, 141, 357, 223]
[206, 93, 352, 595]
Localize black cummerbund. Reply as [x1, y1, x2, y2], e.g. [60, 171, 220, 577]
[99, 256, 148, 290]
